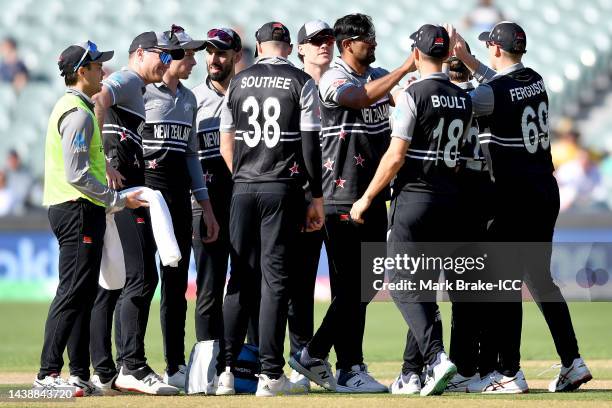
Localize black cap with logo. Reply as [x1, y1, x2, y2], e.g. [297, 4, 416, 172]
[170, 24, 206, 51]
[409, 24, 450, 58]
[254, 22, 291, 57]
[58, 41, 114, 76]
[478, 21, 527, 54]
[128, 31, 185, 60]
[204, 28, 242, 52]
[297, 20, 333, 44]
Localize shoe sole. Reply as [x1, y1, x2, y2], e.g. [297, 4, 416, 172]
[336, 384, 388, 393]
[288, 356, 335, 391]
[255, 388, 308, 397]
[115, 379, 180, 396]
[554, 373, 593, 392]
[115, 385, 180, 396]
[215, 386, 236, 396]
[482, 388, 529, 394]
[421, 364, 458, 396]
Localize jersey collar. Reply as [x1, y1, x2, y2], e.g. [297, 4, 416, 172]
[255, 56, 294, 66]
[494, 62, 525, 78]
[66, 87, 94, 109]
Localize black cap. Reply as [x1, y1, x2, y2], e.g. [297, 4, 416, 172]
[478, 21, 526, 54]
[254, 22, 291, 57]
[297, 20, 334, 44]
[204, 28, 242, 52]
[128, 31, 185, 60]
[58, 41, 114, 76]
[409, 24, 450, 58]
[170, 24, 206, 51]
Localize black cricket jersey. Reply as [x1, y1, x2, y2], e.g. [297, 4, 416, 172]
[319, 57, 391, 204]
[391, 73, 472, 195]
[219, 57, 321, 185]
[479, 67, 554, 183]
[101, 68, 146, 188]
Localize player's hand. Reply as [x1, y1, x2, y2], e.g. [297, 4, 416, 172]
[124, 190, 149, 209]
[350, 196, 371, 224]
[402, 51, 417, 73]
[106, 163, 125, 189]
[199, 199, 220, 243]
[444, 23, 458, 51]
[305, 197, 324, 232]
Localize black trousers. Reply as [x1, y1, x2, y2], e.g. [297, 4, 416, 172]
[489, 176, 579, 375]
[388, 192, 459, 369]
[449, 171, 496, 377]
[288, 227, 323, 357]
[193, 183, 262, 374]
[307, 200, 387, 370]
[223, 182, 303, 377]
[90, 206, 158, 379]
[157, 189, 193, 374]
[39, 200, 105, 380]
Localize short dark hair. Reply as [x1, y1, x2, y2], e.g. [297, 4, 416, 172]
[448, 58, 470, 83]
[64, 64, 90, 86]
[333, 13, 374, 53]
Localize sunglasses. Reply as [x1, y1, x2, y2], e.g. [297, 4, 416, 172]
[486, 41, 499, 49]
[208, 28, 234, 44]
[145, 48, 173, 64]
[307, 35, 335, 46]
[74, 40, 98, 72]
[347, 35, 376, 45]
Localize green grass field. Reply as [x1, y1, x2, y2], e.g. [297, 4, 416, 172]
[1, 301, 611, 407]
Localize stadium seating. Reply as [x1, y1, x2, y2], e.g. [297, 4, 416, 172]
[1, 0, 612, 175]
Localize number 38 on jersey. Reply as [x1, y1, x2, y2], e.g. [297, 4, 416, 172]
[241, 96, 282, 148]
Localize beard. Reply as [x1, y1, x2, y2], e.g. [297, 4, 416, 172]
[208, 63, 232, 82]
[365, 50, 376, 65]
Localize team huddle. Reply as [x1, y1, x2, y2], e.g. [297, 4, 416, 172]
[36, 12, 593, 398]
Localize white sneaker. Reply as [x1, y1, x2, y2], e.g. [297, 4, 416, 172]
[445, 372, 480, 393]
[33, 374, 83, 397]
[335, 364, 388, 393]
[255, 373, 307, 397]
[288, 349, 335, 391]
[468, 370, 529, 394]
[215, 367, 235, 395]
[548, 358, 592, 392]
[163, 364, 186, 390]
[420, 352, 457, 396]
[67, 375, 102, 396]
[389, 372, 421, 394]
[289, 369, 311, 391]
[91, 374, 121, 396]
[115, 366, 179, 395]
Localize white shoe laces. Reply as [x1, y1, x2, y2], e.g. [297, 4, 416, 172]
[537, 363, 563, 378]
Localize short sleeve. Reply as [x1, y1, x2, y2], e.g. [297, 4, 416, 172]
[390, 90, 418, 142]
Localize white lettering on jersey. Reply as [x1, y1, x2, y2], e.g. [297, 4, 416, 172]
[431, 95, 468, 110]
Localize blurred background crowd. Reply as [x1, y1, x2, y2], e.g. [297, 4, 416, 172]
[1, 0, 612, 217]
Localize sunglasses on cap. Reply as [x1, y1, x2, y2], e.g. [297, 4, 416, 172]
[307, 35, 335, 47]
[74, 40, 97, 72]
[145, 48, 173, 64]
[207, 28, 233, 43]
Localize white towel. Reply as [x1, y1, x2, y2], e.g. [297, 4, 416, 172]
[99, 186, 182, 289]
[99, 213, 125, 290]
